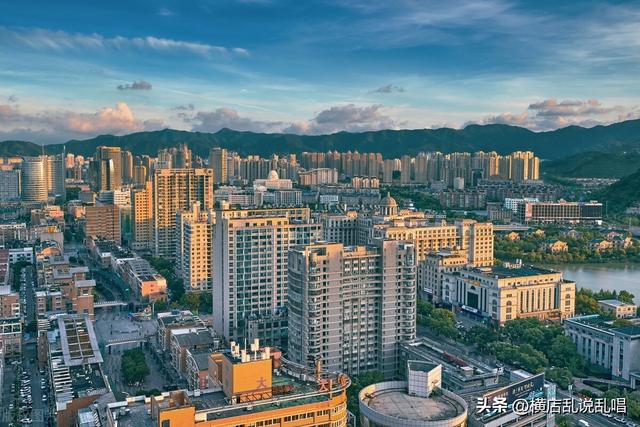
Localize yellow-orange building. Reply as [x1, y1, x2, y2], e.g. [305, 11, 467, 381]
[106, 341, 349, 427]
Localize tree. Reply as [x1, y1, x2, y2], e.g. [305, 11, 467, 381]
[575, 289, 600, 315]
[121, 348, 150, 385]
[25, 320, 38, 334]
[545, 367, 573, 390]
[179, 292, 201, 312]
[547, 335, 581, 371]
[347, 371, 385, 417]
[618, 290, 636, 304]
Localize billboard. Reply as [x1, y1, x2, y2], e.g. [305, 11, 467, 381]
[477, 373, 545, 420]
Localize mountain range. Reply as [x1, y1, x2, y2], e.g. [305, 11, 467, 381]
[2, 119, 640, 161]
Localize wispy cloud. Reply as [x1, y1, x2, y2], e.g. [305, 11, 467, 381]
[0, 26, 249, 58]
[117, 80, 152, 90]
[371, 84, 404, 94]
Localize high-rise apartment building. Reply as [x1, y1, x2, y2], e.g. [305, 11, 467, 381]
[45, 154, 66, 200]
[169, 144, 192, 168]
[121, 150, 133, 183]
[153, 168, 214, 258]
[176, 202, 213, 292]
[131, 181, 154, 250]
[510, 151, 539, 182]
[93, 146, 122, 190]
[0, 167, 21, 201]
[21, 156, 48, 202]
[84, 204, 121, 243]
[132, 164, 148, 185]
[212, 205, 321, 346]
[209, 147, 228, 184]
[288, 240, 416, 378]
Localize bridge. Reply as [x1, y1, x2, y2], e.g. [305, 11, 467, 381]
[104, 333, 154, 348]
[94, 300, 128, 308]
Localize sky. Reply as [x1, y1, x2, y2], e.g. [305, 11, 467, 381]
[1, 0, 640, 144]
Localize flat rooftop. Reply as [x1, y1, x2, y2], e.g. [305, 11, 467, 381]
[599, 299, 636, 307]
[473, 264, 559, 279]
[363, 389, 465, 422]
[566, 315, 640, 337]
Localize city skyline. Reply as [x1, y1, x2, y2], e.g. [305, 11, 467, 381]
[2, 1, 640, 144]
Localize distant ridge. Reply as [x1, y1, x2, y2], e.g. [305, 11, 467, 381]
[2, 119, 640, 160]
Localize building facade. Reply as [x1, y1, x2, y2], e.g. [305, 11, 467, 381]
[287, 240, 416, 378]
[212, 205, 321, 346]
[564, 315, 640, 382]
[153, 168, 214, 258]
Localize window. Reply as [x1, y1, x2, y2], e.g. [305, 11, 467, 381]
[161, 421, 170, 427]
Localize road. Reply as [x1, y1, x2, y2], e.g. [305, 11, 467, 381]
[2, 265, 51, 426]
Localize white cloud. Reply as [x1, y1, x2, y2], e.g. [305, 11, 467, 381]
[471, 98, 637, 131]
[0, 26, 249, 58]
[0, 101, 163, 143]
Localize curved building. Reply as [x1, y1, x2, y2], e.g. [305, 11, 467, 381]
[359, 362, 468, 427]
[21, 156, 48, 202]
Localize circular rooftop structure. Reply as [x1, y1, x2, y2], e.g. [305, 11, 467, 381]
[359, 381, 468, 427]
[380, 192, 398, 207]
[267, 170, 280, 180]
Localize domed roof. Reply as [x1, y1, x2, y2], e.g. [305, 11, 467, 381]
[267, 170, 279, 180]
[380, 192, 398, 207]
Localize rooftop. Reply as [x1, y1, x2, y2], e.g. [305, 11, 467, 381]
[472, 264, 559, 279]
[362, 388, 465, 422]
[599, 299, 636, 307]
[566, 315, 640, 337]
[57, 315, 103, 366]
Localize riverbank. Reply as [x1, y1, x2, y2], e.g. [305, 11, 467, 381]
[540, 264, 640, 304]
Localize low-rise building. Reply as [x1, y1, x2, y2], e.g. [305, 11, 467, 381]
[169, 329, 216, 377]
[443, 263, 575, 325]
[564, 315, 640, 383]
[118, 257, 167, 302]
[588, 238, 613, 252]
[598, 299, 638, 319]
[0, 317, 21, 356]
[156, 310, 207, 352]
[106, 344, 350, 427]
[469, 371, 555, 427]
[400, 340, 501, 393]
[540, 239, 568, 253]
[46, 314, 111, 427]
[359, 361, 468, 427]
[516, 200, 603, 224]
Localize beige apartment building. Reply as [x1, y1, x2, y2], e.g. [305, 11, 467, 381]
[212, 204, 321, 345]
[153, 168, 214, 258]
[374, 219, 493, 267]
[84, 204, 121, 243]
[418, 250, 468, 302]
[131, 181, 154, 250]
[176, 202, 214, 292]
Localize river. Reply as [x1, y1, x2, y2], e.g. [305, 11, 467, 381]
[546, 264, 640, 304]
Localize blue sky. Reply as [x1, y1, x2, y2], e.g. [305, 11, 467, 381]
[1, 0, 640, 143]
